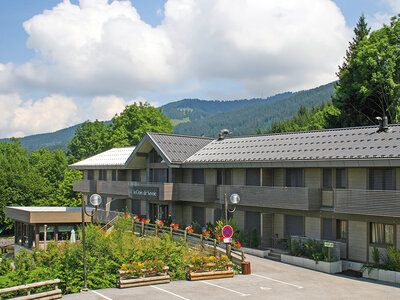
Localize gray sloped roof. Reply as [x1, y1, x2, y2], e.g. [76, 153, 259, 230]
[147, 132, 214, 163]
[69, 146, 135, 169]
[184, 125, 400, 164]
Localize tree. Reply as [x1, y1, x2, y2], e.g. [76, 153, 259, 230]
[54, 169, 82, 207]
[0, 140, 51, 229]
[332, 14, 400, 126]
[110, 102, 173, 147]
[67, 120, 110, 162]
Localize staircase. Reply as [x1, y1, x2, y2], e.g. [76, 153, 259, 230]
[265, 248, 289, 262]
[100, 216, 118, 234]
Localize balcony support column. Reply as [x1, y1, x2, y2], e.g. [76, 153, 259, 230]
[168, 167, 173, 183]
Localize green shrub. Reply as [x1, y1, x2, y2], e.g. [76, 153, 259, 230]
[372, 246, 380, 267]
[250, 227, 259, 248]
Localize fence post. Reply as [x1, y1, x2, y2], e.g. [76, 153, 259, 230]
[184, 229, 187, 242]
[170, 227, 173, 237]
[241, 251, 245, 262]
[214, 239, 217, 256]
[155, 224, 158, 237]
[228, 244, 232, 259]
[141, 221, 144, 236]
[132, 219, 135, 235]
[200, 235, 204, 251]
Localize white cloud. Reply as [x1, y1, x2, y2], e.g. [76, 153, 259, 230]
[0, 0, 350, 100]
[0, 94, 78, 138]
[89, 95, 136, 120]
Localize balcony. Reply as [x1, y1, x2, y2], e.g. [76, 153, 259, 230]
[217, 185, 321, 210]
[73, 180, 217, 202]
[334, 189, 400, 217]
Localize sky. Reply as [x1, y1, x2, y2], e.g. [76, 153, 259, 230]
[0, 0, 399, 138]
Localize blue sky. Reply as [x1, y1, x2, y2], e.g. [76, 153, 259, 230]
[0, 0, 398, 138]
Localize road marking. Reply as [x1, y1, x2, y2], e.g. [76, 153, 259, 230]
[150, 285, 191, 300]
[260, 287, 272, 290]
[91, 290, 113, 300]
[251, 273, 303, 289]
[200, 280, 250, 296]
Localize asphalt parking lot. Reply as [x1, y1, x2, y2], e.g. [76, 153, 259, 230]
[64, 255, 399, 300]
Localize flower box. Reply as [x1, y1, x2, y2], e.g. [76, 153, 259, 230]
[362, 268, 400, 284]
[117, 266, 170, 288]
[187, 262, 234, 281]
[281, 254, 342, 274]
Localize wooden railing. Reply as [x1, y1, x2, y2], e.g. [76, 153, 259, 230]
[132, 221, 245, 267]
[0, 279, 61, 299]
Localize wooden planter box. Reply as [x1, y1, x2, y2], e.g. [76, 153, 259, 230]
[187, 262, 234, 281]
[117, 267, 170, 288]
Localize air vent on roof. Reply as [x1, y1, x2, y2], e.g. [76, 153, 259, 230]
[218, 129, 230, 141]
[376, 116, 389, 132]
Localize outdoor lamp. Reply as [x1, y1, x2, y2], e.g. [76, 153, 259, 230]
[81, 193, 102, 291]
[230, 193, 241, 206]
[224, 193, 241, 224]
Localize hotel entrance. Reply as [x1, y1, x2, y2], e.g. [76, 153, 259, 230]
[149, 203, 169, 222]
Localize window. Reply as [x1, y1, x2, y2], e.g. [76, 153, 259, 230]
[112, 170, 117, 181]
[335, 168, 346, 189]
[371, 223, 394, 245]
[149, 149, 162, 163]
[322, 218, 334, 240]
[87, 170, 94, 180]
[217, 169, 232, 185]
[152, 169, 167, 183]
[39, 226, 55, 241]
[118, 170, 127, 181]
[286, 169, 304, 187]
[98, 170, 107, 181]
[262, 168, 274, 186]
[192, 169, 205, 184]
[246, 168, 260, 186]
[57, 225, 75, 241]
[323, 168, 332, 189]
[336, 219, 347, 240]
[369, 168, 393, 190]
[131, 169, 141, 182]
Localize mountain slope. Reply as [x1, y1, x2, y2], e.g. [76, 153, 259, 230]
[173, 82, 335, 137]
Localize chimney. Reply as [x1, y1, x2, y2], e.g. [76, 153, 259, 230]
[218, 129, 230, 140]
[376, 116, 389, 132]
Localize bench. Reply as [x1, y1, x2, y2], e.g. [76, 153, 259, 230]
[0, 279, 62, 299]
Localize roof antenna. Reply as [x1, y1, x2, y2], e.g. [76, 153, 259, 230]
[218, 129, 230, 140]
[376, 116, 389, 133]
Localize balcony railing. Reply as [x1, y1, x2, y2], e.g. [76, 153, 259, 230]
[73, 180, 217, 202]
[217, 185, 321, 210]
[334, 189, 400, 217]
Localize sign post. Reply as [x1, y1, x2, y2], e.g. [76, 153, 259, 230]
[222, 225, 233, 243]
[324, 242, 334, 261]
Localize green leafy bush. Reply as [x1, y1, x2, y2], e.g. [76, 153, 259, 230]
[288, 238, 337, 262]
[250, 228, 259, 248]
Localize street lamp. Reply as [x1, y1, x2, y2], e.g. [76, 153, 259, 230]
[81, 193, 102, 291]
[224, 193, 240, 224]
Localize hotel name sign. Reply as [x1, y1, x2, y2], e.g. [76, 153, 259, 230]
[130, 186, 159, 200]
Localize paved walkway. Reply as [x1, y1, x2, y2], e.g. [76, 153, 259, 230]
[64, 255, 399, 300]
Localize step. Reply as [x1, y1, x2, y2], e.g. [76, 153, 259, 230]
[266, 255, 281, 262]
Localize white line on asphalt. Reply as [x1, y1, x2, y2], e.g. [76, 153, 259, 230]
[260, 287, 272, 290]
[251, 273, 303, 289]
[200, 280, 250, 296]
[91, 290, 113, 300]
[150, 285, 191, 300]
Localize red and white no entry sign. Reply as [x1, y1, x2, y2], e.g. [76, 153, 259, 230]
[222, 225, 233, 239]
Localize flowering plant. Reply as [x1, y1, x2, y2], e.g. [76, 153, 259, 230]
[121, 259, 167, 277]
[186, 225, 194, 233]
[232, 240, 242, 249]
[202, 230, 211, 237]
[170, 223, 179, 229]
[190, 255, 230, 272]
[133, 216, 140, 222]
[141, 218, 150, 223]
[155, 220, 164, 226]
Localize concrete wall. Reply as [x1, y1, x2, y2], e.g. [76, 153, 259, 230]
[348, 220, 367, 262]
[305, 217, 321, 239]
[205, 208, 213, 224]
[232, 169, 245, 185]
[234, 210, 245, 230]
[205, 169, 217, 185]
[182, 205, 192, 225]
[140, 169, 146, 182]
[274, 213, 284, 238]
[397, 225, 400, 249]
[348, 168, 367, 189]
[274, 169, 285, 186]
[305, 168, 321, 188]
[107, 170, 112, 182]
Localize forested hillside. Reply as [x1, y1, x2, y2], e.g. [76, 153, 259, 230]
[173, 82, 335, 137]
[162, 92, 292, 124]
